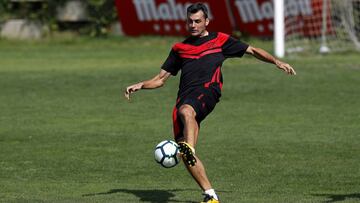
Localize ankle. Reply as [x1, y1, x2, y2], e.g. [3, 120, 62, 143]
[204, 188, 219, 200]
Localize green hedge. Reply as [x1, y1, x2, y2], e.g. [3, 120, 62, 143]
[0, 0, 118, 37]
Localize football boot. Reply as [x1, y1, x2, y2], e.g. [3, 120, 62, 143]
[200, 194, 220, 203]
[178, 142, 196, 166]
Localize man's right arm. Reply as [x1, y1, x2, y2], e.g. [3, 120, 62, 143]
[124, 69, 171, 100]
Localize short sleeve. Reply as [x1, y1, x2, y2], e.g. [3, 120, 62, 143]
[222, 36, 249, 58]
[161, 49, 181, 76]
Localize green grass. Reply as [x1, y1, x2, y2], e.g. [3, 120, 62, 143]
[0, 36, 359, 203]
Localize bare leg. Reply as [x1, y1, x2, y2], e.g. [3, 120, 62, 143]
[178, 104, 212, 191]
[184, 155, 212, 191]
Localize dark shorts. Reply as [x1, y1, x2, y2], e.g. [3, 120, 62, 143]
[172, 87, 220, 141]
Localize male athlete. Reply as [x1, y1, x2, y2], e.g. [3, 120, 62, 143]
[125, 3, 296, 203]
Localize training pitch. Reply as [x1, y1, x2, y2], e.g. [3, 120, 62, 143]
[0, 36, 359, 202]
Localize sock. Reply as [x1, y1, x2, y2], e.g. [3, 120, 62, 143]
[204, 189, 219, 200]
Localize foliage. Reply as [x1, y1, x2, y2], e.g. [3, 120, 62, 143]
[0, 0, 118, 37]
[0, 0, 12, 23]
[84, 0, 118, 37]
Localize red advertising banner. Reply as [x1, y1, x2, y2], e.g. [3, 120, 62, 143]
[284, 0, 334, 37]
[115, 0, 332, 37]
[115, 0, 233, 36]
[229, 0, 332, 37]
[230, 0, 274, 37]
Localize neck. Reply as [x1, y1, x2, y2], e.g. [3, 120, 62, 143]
[200, 30, 209, 38]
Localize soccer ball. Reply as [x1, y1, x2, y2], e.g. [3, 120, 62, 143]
[154, 140, 180, 168]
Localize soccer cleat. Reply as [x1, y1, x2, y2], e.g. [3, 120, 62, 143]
[200, 194, 220, 203]
[178, 142, 197, 166]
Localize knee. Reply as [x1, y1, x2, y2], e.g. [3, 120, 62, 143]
[178, 105, 196, 120]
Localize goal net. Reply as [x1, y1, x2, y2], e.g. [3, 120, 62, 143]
[284, 0, 360, 55]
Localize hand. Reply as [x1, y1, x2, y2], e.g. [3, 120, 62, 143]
[124, 82, 143, 101]
[275, 60, 296, 75]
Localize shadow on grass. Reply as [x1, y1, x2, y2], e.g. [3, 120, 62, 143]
[82, 188, 198, 203]
[313, 193, 360, 202]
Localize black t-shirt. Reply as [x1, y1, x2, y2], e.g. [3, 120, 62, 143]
[161, 32, 249, 99]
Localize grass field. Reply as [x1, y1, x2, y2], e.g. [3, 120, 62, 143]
[0, 36, 359, 203]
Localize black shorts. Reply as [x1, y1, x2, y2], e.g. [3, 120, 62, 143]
[172, 87, 220, 141]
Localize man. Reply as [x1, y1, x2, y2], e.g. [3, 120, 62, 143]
[125, 3, 296, 203]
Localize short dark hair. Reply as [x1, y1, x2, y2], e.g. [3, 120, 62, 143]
[187, 3, 209, 19]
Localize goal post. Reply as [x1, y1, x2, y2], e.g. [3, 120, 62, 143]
[319, 0, 330, 53]
[274, 0, 360, 57]
[274, 0, 285, 58]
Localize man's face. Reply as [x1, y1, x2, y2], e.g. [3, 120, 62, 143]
[186, 10, 209, 37]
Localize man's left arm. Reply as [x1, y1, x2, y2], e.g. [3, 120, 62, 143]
[246, 46, 296, 75]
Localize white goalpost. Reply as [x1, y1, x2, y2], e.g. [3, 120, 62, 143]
[274, 0, 360, 57]
[274, 0, 285, 58]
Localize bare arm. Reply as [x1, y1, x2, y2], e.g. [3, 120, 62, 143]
[124, 69, 171, 100]
[246, 46, 296, 75]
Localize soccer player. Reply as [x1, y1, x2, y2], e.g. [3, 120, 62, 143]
[125, 3, 296, 203]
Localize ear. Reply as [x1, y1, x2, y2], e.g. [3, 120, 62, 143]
[205, 18, 209, 26]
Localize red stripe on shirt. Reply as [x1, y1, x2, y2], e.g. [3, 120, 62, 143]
[173, 32, 229, 59]
[204, 66, 223, 89]
[178, 48, 222, 59]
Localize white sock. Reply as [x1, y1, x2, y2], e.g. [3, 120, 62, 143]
[204, 189, 219, 200]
